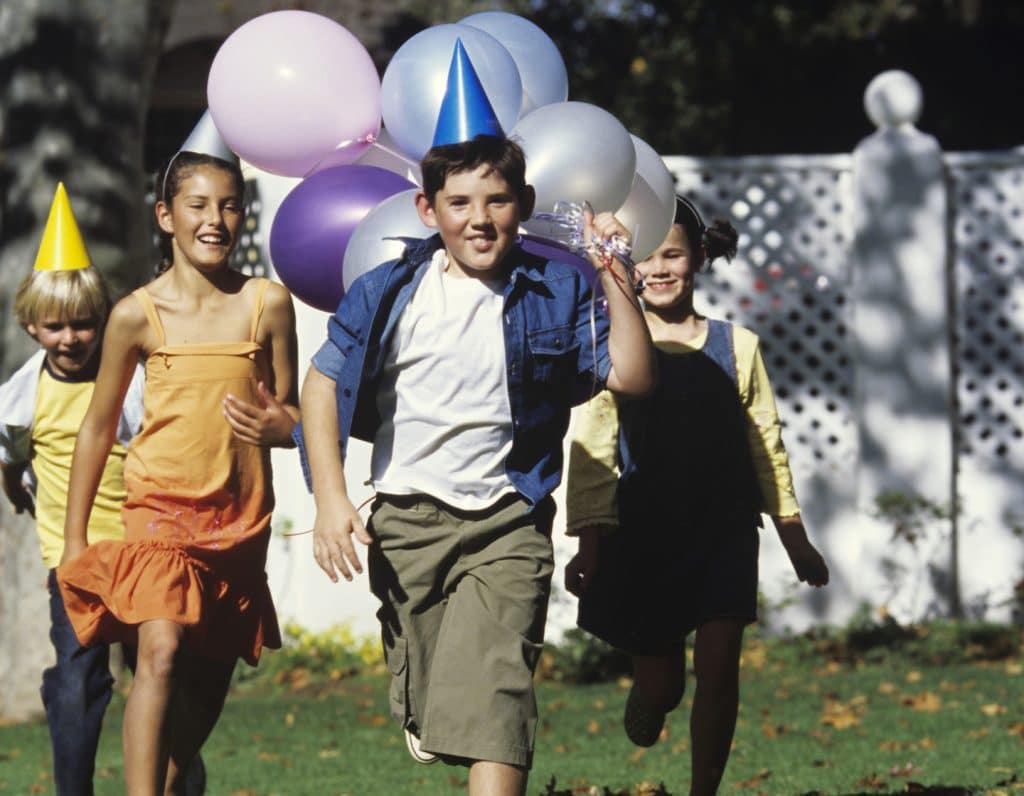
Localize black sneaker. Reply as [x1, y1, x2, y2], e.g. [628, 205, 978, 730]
[623, 685, 665, 747]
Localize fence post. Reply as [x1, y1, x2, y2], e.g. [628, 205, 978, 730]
[850, 70, 958, 620]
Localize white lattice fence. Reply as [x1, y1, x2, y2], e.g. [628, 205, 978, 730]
[948, 152, 1024, 471]
[946, 151, 1024, 615]
[664, 155, 857, 488]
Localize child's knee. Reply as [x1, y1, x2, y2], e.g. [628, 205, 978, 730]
[138, 633, 183, 681]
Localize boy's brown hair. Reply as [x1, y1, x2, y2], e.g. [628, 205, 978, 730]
[420, 135, 530, 205]
[14, 268, 112, 331]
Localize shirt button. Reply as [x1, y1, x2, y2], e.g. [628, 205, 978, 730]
[343, 388, 352, 397]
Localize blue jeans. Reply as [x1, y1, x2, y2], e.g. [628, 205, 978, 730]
[40, 568, 114, 796]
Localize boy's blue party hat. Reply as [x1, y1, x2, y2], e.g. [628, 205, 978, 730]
[179, 109, 238, 163]
[431, 39, 504, 147]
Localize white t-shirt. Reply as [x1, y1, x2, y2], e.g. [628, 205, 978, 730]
[371, 249, 515, 509]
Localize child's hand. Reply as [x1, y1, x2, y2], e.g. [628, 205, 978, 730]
[60, 536, 87, 565]
[312, 495, 374, 584]
[223, 382, 298, 447]
[583, 209, 632, 272]
[564, 528, 601, 597]
[1, 463, 34, 517]
[774, 515, 829, 587]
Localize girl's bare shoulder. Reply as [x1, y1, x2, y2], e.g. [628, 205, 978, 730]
[109, 290, 151, 333]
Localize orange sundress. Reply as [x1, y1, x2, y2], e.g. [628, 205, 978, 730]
[58, 279, 281, 665]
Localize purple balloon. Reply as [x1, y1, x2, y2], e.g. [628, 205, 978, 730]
[519, 234, 597, 286]
[270, 165, 416, 313]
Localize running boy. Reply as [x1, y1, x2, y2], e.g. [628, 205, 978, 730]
[0, 183, 143, 795]
[298, 45, 655, 796]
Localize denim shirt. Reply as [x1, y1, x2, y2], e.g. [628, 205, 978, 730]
[295, 234, 612, 507]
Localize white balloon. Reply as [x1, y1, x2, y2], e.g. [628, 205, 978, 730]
[342, 189, 433, 290]
[513, 101, 636, 225]
[381, 24, 523, 162]
[615, 135, 677, 262]
[460, 12, 568, 115]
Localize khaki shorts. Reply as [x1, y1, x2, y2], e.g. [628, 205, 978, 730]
[368, 493, 555, 768]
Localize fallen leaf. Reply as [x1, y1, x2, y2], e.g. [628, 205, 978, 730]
[902, 691, 941, 712]
[1005, 661, 1022, 675]
[820, 700, 862, 729]
[257, 752, 278, 761]
[735, 768, 771, 788]
[742, 643, 768, 671]
[854, 772, 887, 790]
[905, 670, 923, 683]
[592, 699, 606, 710]
[629, 748, 647, 762]
[879, 739, 903, 751]
[967, 727, 989, 739]
[878, 681, 898, 694]
[982, 703, 1007, 716]
[889, 761, 920, 777]
[284, 712, 295, 727]
[586, 719, 600, 734]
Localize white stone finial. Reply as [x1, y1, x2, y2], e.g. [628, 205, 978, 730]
[864, 70, 923, 130]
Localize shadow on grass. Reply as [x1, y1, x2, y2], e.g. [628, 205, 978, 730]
[540, 777, 984, 795]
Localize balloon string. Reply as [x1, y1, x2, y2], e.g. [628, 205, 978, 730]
[282, 494, 376, 537]
[333, 131, 379, 151]
[367, 138, 420, 169]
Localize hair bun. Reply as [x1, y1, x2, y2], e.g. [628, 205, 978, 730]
[703, 218, 738, 263]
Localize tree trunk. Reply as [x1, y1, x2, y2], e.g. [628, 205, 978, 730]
[0, 0, 173, 721]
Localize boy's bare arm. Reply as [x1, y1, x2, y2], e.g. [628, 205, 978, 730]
[585, 212, 657, 397]
[62, 299, 145, 562]
[300, 366, 372, 583]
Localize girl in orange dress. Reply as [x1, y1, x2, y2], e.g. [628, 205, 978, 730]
[58, 150, 299, 795]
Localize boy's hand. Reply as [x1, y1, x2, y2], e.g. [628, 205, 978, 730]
[583, 209, 632, 272]
[564, 527, 601, 597]
[312, 495, 373, 583]
[224, 382, 298, 447]
[774, 515, 829, 587]
[1, 463, 34, 517]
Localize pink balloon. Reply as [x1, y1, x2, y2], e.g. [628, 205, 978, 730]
[208, 11, 381, 177]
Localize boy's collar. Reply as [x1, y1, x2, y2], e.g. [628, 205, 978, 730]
[42, 353, 99, 383]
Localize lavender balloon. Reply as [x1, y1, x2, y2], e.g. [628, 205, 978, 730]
[208, 11, 381, 177]
[270, 165, 416, 313]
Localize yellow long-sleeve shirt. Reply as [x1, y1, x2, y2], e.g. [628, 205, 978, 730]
[566, 323, 800, 534]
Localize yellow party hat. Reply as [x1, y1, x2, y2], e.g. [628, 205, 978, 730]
[33, 183, 91, 272]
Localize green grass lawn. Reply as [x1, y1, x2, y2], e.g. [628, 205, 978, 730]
[1, 636, 1022, 795]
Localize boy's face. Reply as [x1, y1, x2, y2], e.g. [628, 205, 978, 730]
[415, 165, 532, 279]
[27, 316, 100, 378]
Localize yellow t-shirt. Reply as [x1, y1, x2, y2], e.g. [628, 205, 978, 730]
[566, 323, 800, 534]
[33, 365, 127, 567]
